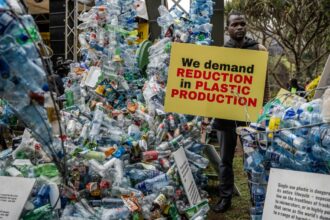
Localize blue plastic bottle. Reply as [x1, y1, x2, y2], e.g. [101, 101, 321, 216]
[127, 168, 163, 183]
[0, 35, 46, 92]
[310, 125, 330, 148]
[244, 151, 264, 171]
[135, 173, 169, 193]
[312, 144, 330, 161]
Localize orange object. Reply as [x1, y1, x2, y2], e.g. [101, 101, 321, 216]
[95, 85, 105, 95]
[104, 146, 117, 157]
[121, 194, 141, 212]
[127, 102, 138, 113]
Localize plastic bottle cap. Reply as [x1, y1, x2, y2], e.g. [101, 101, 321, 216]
[42, 84, 49, 91]
[19, 34, 29, 42]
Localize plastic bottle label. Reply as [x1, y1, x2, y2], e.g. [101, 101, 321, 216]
[154, 194, 167, 208]
[143, 151, 158, 161]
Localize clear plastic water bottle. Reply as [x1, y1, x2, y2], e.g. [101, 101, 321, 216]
[157, 5, 174, 32]
[101, 206, 130, 219]
[66, 119, 77, 138]
[321, 127, 330, 148]
[88, 159, 105, 177]
[251, 183, 266, 206]
[282, 107, 297, 120]
[310, 125, 330, 148]
[265, 148, 283, 168]
[273, 137, 296, 154]
[312, 144, 330, 161]
[157, 185, 175, 197]
[135, 173, 169, 193]
[299, 111, 323, 125]
[113, 158, 124, 185]
[91, 197, 124, 208]
[310, 126, 322, 145]
[83, 151, 106, 161]
[167, 135, 185, 151]
[127, 168, 163, 183]
[0, 76, 29, 112]
[111, 186, 143, 198]
[278, 130, 308, 151]
[79, 32, 89, 48]
[250, 165, 266, 184]
[74, 202, 93, 218]
[191, 23, 213, 34]
[301, 99, 322, 113]
[19, 105, 53, 148]
[128, 123, 141, 140]
[266, 144, 308, 170]
[5, 166, 23, 177]
[61, 204, 74, 217]
[281, 152, 307, 171]
[250, 206, 263, 220]
[19, 14, 42, 57]
[89, 102, 104, 140]
[155, 121, 167, 145]
[298, 99, 323, 124]
[0, 35, 46, 92]
[184, 149, 209, 169]
[33, 184, 50, 208]
[244, 151, 264, 171]
[79, 122, 90, 142]
[142, 193, 158, 205]
[186, 141, 203, 153]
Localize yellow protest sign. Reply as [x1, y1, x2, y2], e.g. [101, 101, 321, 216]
[164, 42, 269, 122]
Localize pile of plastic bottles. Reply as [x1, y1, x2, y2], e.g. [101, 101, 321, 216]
[143, 0, 214, 116]
[0, 2, 53, 149]
[239, 88, 330, 220]
[189, 0, 214, 45]
[0, 0, 217, 219]
[157, 0, 214, 45]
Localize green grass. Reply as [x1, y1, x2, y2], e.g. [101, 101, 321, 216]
[207, 152, 251, 220]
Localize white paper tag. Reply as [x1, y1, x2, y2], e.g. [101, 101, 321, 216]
[0, 177, 36, 220]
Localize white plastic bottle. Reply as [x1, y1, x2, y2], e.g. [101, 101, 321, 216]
[89, 102, 104, 140]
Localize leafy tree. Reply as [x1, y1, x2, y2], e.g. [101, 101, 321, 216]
[225, 0, 330, 89]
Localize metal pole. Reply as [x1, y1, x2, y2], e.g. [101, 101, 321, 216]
[73, 0, 78, 62]
[65, 0, 69, 60]
[211, 0, 224, 46]
[65, 0, 75, 60]
[145, 0, 163, 41]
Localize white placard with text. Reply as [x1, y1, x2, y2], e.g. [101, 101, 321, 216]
[0, 176, 36, 220]
[173, 147, 201, 206]
[263, 168, 330, 220]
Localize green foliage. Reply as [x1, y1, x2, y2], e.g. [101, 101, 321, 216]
[225, 0, 330, 92]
